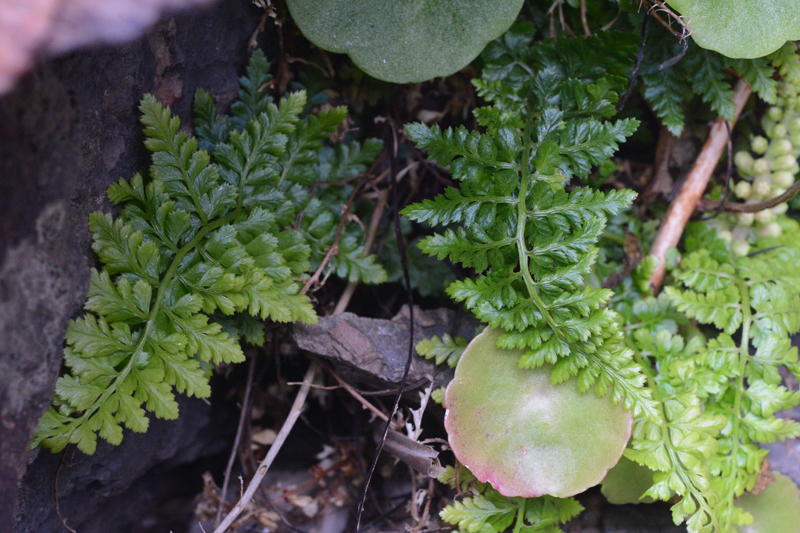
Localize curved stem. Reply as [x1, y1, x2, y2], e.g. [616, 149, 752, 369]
[512, 498, 527, 533]
[213, 362, 317, 533]
[628, 342, 720, 532]
[648, 79, 751, 292]
[729, 275, 752, 489]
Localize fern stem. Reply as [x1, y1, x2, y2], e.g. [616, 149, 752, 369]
[628, 341, 721, 532]
[512, 497, 527, 533]
[61, 210, 240, 438]
[728, 275, 752, 499]
[515, 138, 561, 335]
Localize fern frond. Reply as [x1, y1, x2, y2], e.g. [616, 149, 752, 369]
[416, 334, 469, 368]
[659, 241, 800, 531]
[34, 52, 383, 453]
[404, 32, 657, 424]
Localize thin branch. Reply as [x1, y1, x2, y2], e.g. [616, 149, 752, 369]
[697, 178, 800, 213]
[333, 163, 417, 314]
[659, 36, 688, 70]
[301, 182, 363, 295]
[580, 0, 591, 37]
[617, 14, 649, 113]
[648, 79, 751, 291]
[355, 123, 416, 532]
[214, 352, 258, 527]
[325, 365, 390, 423]
[212, 362, 317, 533]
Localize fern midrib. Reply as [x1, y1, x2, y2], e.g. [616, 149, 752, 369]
[629, 341, 720, 533]
[61, 209, 240, 436]
[726, 273, 752, 523]
[514, 141, 561, 336]
[165, 134, 209, 225]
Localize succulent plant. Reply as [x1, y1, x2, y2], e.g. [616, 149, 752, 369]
[736, 473, 800, 533]
[444, 327, 633, 498]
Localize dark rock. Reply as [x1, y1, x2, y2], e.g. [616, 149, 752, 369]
[0, 0, 219, 94]
[292, 305, 478, 390]
[0, 0, 270, 529]
[15, 395, 235, 533]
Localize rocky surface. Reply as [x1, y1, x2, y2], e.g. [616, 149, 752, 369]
[292, 305, 477, 389]
[0, 0, 218, 94]
[0, 0, 267, 529]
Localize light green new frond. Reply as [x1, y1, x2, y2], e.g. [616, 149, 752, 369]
[769, 42, 800, 86]
[661, 236, 800, 532]
[440, 483, 583, 533]
[665, 285, 743, 334]
[441, 492, 518, 533]
[416, 334, 469, 368]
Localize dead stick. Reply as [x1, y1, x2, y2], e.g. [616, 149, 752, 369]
[212, 362, 317, 533]
[333, 163, 417, 314]
[648, 79, 751, 291]
[326, 365, 390, 422]
[697, 178, 800, 213]
[214, 352, 258, 527]
[580, 0, 591, 36]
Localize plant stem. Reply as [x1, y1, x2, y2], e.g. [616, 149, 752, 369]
[728, 275, 752, 505]
[214, 350, 257, 528]
[512, 498, 527, 533]
[648, 79, 751, 292]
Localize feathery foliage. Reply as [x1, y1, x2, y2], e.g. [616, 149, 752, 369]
[33, 52, 383, 454]
[437, 466, 584, 533]
[405, 25, 657, 423]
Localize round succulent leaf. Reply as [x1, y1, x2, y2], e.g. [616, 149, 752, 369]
[444, 327, 633, 498]
[737, 472, 800, 533]
[284, 0, 525, 83]
[666, 0, 800, 58]
[600, 455, 656, 505]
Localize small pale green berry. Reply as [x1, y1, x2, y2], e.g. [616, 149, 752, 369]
[768, 107, 783, 121]
[735, 151, 754, 174]
[772, 139, 793, 156]
[772, 202, 789, 215]
[774, 154, 797, 171]
[760, 222, 782, 238]
[752, 136, 769, 154]
[732, 239, 751, 257]
[738, 212, 755, 226]
[773, 124, 788, 139]
[773, 170, 795, 188]
[754, 209, 774, 224]
[734, 180, 752, 199]
[753, 176, 772, 197]
[752, 158, 770, 176]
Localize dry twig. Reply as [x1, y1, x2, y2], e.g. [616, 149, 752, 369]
[697, 179, 800, 213]
[212, 363, 317, 533]
[333, 162, 417, 314]
[648, 79, 751, 291]
[214, 352, 258, 527]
